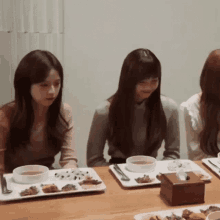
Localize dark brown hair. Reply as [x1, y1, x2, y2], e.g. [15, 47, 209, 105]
[5, 50, 71, 158]
[200, 49, 220, 156]
[107, 48, 167, 156]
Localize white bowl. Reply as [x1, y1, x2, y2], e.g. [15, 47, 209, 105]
[126, 156, 157, 173]
[13, 165, 49, 184]
[206, 211, 220, 220]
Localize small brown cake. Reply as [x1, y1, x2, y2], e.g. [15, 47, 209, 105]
[188, 213, 206, 220]
[79, 179, 102, 185]
[20, 186, 39, 196]
[182, 209, 194, 219]
[149, 215, 162, 220]
[41, 184, 60, 193]
[135, 175, 153, 183]
[61, 184, 77, 192]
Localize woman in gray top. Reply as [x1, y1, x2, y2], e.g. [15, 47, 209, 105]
[87, 48, 180, 167]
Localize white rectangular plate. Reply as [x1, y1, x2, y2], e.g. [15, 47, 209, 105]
[0, 168, 106, 202]
[134, 203, 220, 220]
[202, 157, 220, 177]
[109, 159, 212, 188]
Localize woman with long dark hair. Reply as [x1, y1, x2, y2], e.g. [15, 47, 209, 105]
[87, 48, 180, 167]
[181, 49, 220, 160]
[0, 50, 77, 173]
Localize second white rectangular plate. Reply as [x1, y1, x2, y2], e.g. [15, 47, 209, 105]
[202, 157, 220, 177]
[109, 159, 212, 188]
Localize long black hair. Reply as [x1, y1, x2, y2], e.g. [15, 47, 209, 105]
[200, 49, 220, 156]
[6, 50, 70, 154]
[107, 48, 167, 156]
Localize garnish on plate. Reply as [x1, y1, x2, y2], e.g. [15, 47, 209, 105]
[20, 186, 39, 197]
[167, 161, 191, 171]
[54, 169, 90, 181]
[135, 175, 153, 183]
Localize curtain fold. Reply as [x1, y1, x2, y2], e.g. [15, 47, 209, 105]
[0, 0, 64, 101]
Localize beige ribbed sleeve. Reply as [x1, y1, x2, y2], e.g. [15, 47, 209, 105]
[59, 103, 78, 169]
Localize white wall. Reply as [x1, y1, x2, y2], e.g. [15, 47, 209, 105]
[65, 0, 220, 167]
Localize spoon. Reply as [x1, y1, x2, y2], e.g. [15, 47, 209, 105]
[1, 174, 12, 194]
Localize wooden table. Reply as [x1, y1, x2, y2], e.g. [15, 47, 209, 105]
[1, 161, 220, 220]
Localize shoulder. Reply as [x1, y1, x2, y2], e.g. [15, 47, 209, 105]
[180, 93, 202, 131]
[0, 101, 15, 129]
[94, 100, 110, 116]
[60, 103, 73, 122]
[161, 95, 178, 111]
[181, 93, 201, 110]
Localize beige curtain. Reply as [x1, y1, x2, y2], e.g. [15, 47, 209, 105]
[0, 0, 64, 102]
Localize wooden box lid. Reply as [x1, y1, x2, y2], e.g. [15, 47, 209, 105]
[161, 172, 204, 186]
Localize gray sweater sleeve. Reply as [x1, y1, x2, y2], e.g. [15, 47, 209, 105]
[163, 101, 180, 160]
[87, 102, 110, 167]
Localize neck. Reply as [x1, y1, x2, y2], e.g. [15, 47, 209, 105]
[32, 101, 49, 120]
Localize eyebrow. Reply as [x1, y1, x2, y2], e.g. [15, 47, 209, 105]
[42, 79, 61, 83]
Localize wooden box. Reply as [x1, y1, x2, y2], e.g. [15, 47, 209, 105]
[160, 172, 205, 206]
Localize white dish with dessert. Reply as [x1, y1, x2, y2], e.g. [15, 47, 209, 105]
[109, 159, 212, 188]
[0, 168, 106, 202]
[134, 204, 220, 220]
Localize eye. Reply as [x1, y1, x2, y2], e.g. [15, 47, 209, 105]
[54, 82, 61, 87]
[40, 84, 49, 87]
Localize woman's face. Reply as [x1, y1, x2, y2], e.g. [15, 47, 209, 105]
[30, 69, 61, 107]
[135, 77, 159, 103]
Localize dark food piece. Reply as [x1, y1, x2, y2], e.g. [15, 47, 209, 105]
[200, 206, 220, 216]
[79, 179, 102, 185]
[149, 215, 162, 220]
[182, 209, 193, 220]
[20, 186, 39, 197]
[135, 175, 152, 183]
[61, 184, 77, 192]
[165, 213, 184, 220]
[42, 184, 60, 193]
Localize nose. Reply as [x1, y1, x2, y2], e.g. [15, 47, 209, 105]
[48, 85, 55, 94]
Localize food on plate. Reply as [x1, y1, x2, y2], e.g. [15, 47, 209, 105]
[165, 213, 185, 220]
[61, 184, 77, 192]
[20, 186, 39, 196]
[135, 175, 153, 183]
[148, 216, 162, 220]
[200, 206, 220, 216]
[188, 213, 206, 220]
[182, 209, 193, 219]
[167, 161, 191, 171]
[41, 184, 60, 193]
[54, 169, 90, 181]
[79, 176, 102, 189]
[79, 176, 102, 185]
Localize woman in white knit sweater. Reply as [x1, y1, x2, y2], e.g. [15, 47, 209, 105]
[181, 49, 220, 160]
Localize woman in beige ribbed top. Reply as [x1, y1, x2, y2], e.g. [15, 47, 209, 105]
[0, 50, 78, 173]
